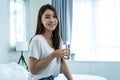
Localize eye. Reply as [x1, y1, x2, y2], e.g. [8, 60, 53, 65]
[53, 15, 57, 18]
[45, 16, 50, 18]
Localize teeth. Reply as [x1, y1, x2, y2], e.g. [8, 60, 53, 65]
[48, 24, 55, 26]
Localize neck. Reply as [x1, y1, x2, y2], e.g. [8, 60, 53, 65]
[43, 31, 52, 40]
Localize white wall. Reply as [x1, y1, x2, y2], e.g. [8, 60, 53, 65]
[0, 0, 11, 63]
[67, 61, 120, 80]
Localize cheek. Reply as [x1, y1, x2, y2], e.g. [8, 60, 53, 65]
[56, 19, 58, 24]
[56, 21, 59, 25]
[41, 19, 46, 25]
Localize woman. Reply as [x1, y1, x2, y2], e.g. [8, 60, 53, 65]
[28, 4, 73, 80]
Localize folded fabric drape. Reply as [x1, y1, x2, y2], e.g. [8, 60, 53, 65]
[52, 0, 73, 45]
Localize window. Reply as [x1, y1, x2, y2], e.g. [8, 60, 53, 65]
[10, 0, 26, 48]
[71, 0, 120, 61]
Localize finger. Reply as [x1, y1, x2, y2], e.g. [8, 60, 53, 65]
[63, 56, 70, 60]
[66, 52, 70, 56]
[66, 49, 71, 52]
[63, 52, 66, 56]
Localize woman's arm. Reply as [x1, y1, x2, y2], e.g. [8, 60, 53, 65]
[61, 58, 73, 80]
[29, 49, 67, 75]
[29, 53, 55, 75]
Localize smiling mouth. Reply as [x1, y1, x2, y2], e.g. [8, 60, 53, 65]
[48, 23, 56, 26]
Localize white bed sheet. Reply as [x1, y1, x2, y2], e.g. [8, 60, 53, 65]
[55, 74, 108, 80]
[0, 62, 28, 80]
[0, 62, 108, 80]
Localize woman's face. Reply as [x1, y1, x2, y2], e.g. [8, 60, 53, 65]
[41, 9, 58, 32]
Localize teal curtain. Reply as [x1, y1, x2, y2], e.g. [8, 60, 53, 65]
[52, 0, 73, 44]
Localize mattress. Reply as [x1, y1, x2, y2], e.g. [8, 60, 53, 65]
[0, 62, 28, 80]
[0, 62, 108, 80]
[55, 74, 108, 80]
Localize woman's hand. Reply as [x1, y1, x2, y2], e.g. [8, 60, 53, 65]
[52, 49, 70, 60]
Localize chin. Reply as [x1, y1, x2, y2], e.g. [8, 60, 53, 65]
[50, 29, 55, 31]
[50, 27, 56, 31]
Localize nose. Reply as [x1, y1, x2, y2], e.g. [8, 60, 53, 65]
[49, 17, 54, 22]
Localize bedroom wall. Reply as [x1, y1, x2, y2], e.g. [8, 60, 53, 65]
[0, 0, 11, 63]
[67, 61, 120, 80]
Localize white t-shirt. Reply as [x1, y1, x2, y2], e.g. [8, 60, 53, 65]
[28, 35, 61, 80]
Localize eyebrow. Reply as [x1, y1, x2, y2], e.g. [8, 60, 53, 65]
[44, 13, 55, 16]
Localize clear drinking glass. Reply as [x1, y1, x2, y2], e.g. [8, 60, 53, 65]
[63, 44, 70, 60]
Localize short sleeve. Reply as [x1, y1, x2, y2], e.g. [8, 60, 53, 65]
[29, 36, 41, 60]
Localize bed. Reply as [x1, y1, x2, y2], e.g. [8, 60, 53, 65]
[0, 62, 108, 80]
[55, 74, 108, 80]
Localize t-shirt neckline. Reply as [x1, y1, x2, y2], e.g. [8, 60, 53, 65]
[40, 35, 54, 50]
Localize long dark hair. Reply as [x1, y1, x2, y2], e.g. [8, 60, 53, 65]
[30, 4, 61, 50]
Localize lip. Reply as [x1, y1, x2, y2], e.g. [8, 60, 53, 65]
[48, 23, 56, 26]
